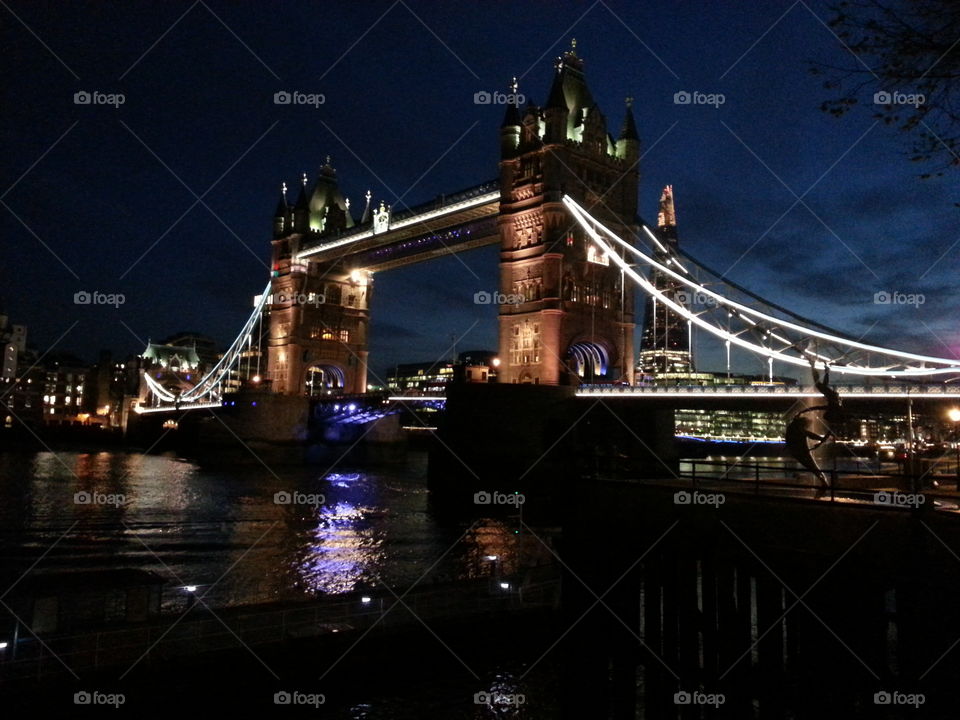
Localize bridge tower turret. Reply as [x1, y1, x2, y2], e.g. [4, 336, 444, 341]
[273, 182, 289, 238]
[616, 97, 640, 163]
[500, 78, 522, 157]
[497, 41, 637, 385]
[292, 174, 310, 234]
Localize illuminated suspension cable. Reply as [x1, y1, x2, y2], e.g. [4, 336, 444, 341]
[182, 281, 272, 400]
[564, 196, 960, 377]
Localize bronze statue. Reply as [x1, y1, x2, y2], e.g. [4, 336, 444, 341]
[784, 358, 843, 488]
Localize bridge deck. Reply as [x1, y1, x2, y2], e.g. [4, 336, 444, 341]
[297, 182, 499, 268]
[579, 384, 960, 399]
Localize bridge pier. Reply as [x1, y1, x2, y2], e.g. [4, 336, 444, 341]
[427, 384, 677, 503]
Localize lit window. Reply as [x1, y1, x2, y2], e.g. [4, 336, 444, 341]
[586, 245, 609, 266]
[339, 330, 349, 343]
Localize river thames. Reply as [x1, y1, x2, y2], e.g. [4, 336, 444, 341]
[0, 449, 548, 610]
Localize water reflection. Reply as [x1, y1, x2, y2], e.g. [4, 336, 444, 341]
[297, 500, 386, 594]
[0, 450, 543, 612]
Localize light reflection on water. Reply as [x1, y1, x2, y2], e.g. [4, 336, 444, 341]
[0, 450, 540, 610]
[297, 500, 386, 594]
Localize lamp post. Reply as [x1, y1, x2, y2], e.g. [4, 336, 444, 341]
[948, 408, 960, 490]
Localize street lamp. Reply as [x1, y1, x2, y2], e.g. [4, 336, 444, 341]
[948, 408, 960, 489]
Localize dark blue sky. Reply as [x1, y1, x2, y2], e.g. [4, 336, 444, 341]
[2, 0, 957, 381]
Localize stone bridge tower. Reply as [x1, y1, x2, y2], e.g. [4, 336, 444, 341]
[497, 43, 638, 385]
[266, 160, 370, 396]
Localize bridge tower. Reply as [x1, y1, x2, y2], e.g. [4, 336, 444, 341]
[497, 43, 637, 385]
[638, 185, 693, 378]
[266, 160, 371, 396]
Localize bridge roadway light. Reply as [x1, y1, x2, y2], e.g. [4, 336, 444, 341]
[949, 408, 960, 489]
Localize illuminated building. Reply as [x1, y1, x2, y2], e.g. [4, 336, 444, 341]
[386, 350, 498, 394]
[0, 314, 42, 429]
[498, 43, 637, 384]
[139, 340, 206, 408]
[84, 350, 142, 430]
[387, 362, 455, 395]
[638, 185, 693, 377]
[673, 373, 796, 442]
[42, 354, 89, 425]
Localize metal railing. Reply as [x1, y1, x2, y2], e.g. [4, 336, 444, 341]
[579, 384, 960, 398]
[0, 573, 559, 683]
[671, 456, 957, 504]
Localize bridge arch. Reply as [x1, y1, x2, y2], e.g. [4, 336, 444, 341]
[565, 340, 611, 383]
[304, 364, 345, 397]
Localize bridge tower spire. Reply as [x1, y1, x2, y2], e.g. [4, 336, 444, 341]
[616, 96, 639, 162]
[497, 42, 637, 385]
[292, 173, 310, 234]
[273, 182, 289, 237]
[500, 77, 522, 157]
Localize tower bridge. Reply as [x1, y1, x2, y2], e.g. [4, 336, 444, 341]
[261, 43, 639, 398]
[136, 42, 960, 419]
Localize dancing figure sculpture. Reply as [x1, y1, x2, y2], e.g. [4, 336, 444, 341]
[784, 359, 843, 488]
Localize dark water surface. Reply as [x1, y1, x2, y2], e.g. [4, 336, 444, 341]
[0, 449, 536, 610]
